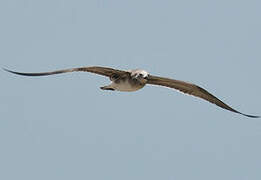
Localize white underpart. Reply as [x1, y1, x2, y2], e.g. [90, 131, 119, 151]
[110, 81, 141, 92]
[108, 69, 149, 92]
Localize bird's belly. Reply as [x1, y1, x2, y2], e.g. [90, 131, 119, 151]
[113, 81, 144, 92]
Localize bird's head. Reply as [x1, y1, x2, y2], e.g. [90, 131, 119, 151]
[129, 69, 149, 83]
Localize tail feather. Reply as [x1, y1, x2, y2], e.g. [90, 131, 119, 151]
[100, 86, 115, 91]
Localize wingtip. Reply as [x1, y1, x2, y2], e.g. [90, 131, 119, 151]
[3, 68, 14, 74]
[246, 115, 260, 118]
[3, 68, 10, 72]
[240, 113, 260, 118]
[3, 68, 21, 75]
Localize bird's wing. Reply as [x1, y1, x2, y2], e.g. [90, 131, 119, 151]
[147, 75, 259, 118]
[3, 66, 128, 78]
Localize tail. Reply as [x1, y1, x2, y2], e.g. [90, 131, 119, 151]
[100, 86, 115, 91]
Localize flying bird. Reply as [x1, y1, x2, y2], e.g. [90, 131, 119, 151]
[4, 66, 259, 118]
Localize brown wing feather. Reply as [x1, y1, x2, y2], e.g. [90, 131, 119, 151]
[77, 67, 127, 77]
[147, 75, 259, 118]
[3, 66, 127, 77]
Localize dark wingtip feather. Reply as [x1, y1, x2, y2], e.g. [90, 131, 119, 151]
[3, 68, 12, 73]
[3, 68, 23, 75]
[3, 68, 40, 76]
[3, 68, 68, 76]
[240, 113, 260, 118]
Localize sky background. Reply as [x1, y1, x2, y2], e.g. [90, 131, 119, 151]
[1, 0, 261, 180]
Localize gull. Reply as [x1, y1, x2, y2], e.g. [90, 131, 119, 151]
[4, 66, 259, 118]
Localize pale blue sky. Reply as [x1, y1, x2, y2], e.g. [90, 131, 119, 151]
[1, 0, 261, 180]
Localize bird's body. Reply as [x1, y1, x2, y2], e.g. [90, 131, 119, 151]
[3, 66, 260, 118]
[101, 69, 148, 91]
[102, 79, 144, 92]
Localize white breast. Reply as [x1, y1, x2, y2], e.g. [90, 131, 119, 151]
[111, 81, 143, 92]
